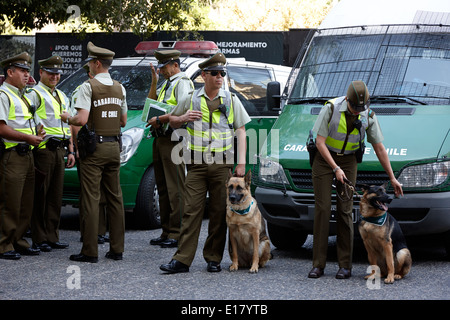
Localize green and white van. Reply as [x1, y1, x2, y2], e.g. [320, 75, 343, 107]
[255, 0, 450, 254]
[58, 41, 290, 229]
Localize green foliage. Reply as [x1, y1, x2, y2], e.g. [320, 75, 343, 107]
[0, 0, 201, 37]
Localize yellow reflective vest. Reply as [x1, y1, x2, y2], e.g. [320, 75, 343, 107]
[31, 84, 71, 148]
[325, 97, 369, 154]
[0, 85, 36, 149]
[187, 90, 234, 153]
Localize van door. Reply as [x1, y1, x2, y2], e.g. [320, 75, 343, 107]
[225, 64, 279, 172]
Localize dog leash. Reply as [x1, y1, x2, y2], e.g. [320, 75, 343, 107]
[334, 177, 362, 201]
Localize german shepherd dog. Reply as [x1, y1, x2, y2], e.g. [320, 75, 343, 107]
[359, 184, 412, 284]
[226, 170, 271, 273]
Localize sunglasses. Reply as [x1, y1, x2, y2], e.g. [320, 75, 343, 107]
[205, 70, 226, 77]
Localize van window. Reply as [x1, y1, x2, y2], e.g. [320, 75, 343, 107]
[58, 65, 159, 110]
[289, 26, 450, 105]
[226, 65, 273, 116]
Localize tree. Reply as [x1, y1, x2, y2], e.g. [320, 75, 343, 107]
[0, 0, 203, 37]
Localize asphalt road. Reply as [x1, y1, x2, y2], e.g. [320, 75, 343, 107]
[1, 205, 449, 313]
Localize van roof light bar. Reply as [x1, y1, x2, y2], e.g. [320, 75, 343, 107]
[135, 41, 219, 57]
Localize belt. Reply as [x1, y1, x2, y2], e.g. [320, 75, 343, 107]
[6, 143, 32, 155]
[191, 150, 229, 164]
[96, 135, 118, 143]
[330, 150, 355, 157]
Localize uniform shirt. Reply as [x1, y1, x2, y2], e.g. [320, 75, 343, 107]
[0, 82, 36, 125]
[171, 87, 251, 130]
[157, 71, 192, 108]
[312, 98, 384, 145]
[26, 80, 71, 121]
[73, 73, 127, 115]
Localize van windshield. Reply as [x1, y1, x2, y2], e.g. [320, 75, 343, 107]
[288, 24, 450, 105]
[58, 64, 162, 110]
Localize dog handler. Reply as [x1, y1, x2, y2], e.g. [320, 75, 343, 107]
[160, 52, 250, 273]
[308, 80, 403, 279]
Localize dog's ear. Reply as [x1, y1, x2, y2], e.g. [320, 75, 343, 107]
[227, 169, 233, 184]
[360, 184, 370, 192]
[381, 181, 389, 190]
[245, 169, 252, 187]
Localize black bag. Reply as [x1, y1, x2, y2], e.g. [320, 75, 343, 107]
[306, 129, 317, 167]
[353, 119, 365, 163]
[77, 124, 96, 159]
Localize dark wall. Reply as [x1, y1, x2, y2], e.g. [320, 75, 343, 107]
[2, 29, 312, 82]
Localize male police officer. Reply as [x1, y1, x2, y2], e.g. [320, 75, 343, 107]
[0, 52, 45, 260]
[27, 55, 75, 252]
[160, 52, 250, 273]
[61, 42, 127, 263]
[308, 80, 403, 279]
[147, 50, 193, 248]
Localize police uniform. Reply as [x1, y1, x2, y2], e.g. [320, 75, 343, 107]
[69, 42, 127, 262]
[27, 55, 72, 251]
[160, 53, 251, 272]
[150, 50, 193, 247]
[0, 52, 39, 259]
[309, 81, 384, 278]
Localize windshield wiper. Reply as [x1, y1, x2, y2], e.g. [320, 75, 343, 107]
[288, 97, 331, 105]
[370, 95, 427, 105]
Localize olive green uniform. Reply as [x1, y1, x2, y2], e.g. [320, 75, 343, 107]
[27, 79, 71, 245]
[0, 82, 36, 254]
[154, 71, 192, 241]
[311, 98, 383, 269]
[170, 87, 250, 266]
[75, 73, 127, 258]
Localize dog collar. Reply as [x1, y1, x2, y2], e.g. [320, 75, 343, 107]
[230, 200, 254, 216]
[361, 212, 387, 226]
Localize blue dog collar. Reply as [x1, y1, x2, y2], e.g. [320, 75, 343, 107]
[361, 212, 387, 226]
[230, 200, 254, 216]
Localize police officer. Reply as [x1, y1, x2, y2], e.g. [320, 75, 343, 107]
[0, 52, 45, 260]
[308, 80, 403, 279]
[160, 52, 251, 273]
[70, 63, 109, 244]
[61, 42, 127, 263]
[27, 55, 75, 252]
[147, 50, 193, 248]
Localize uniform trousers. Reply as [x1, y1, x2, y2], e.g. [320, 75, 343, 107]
[153, 135, 185, 240]
[311, 151, 357, 269]
[0, 149, 35, 253]
[79, 141, 124, 257]
[173, 162, 233, 266]
[32, 146, 65, 243]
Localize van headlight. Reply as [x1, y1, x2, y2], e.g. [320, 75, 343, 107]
[397, 160, 450, 190]
[258, 157, 289, 185]
[120, 127, 144, 163]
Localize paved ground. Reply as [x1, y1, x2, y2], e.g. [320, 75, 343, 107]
[0, 205, 448, 315]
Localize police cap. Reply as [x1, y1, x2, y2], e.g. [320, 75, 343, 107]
[199, 52, 226, 71]
[154, 50, 181, 68]
[39, 55, 63, 74]
[1, 52, 32, 71]
[347, 80, 370, 111]
[85, 41, 115, 61]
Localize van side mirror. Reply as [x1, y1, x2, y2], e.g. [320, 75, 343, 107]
[266, 81, 281, 111]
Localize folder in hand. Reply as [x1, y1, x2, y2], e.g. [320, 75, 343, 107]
[141, 98, 173, 123]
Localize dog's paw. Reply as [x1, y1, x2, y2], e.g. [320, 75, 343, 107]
[394, 274, 403, 280]
[229, 263, 238, 272]
[384, 275, 395, 284]
[249, 265, 259, 273]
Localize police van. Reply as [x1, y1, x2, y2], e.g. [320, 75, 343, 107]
[255, 0, 450, 254]
[58, 40, 290, 229]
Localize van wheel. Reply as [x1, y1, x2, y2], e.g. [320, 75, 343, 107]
[133, 166, 161, 229]
[267, 222, 308, 250]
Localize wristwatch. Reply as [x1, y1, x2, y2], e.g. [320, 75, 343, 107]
[156, 116, 161, 125]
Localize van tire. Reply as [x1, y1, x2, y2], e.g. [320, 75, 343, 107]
[133, 166, 161, 229]
[267, 222, 308, 250]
